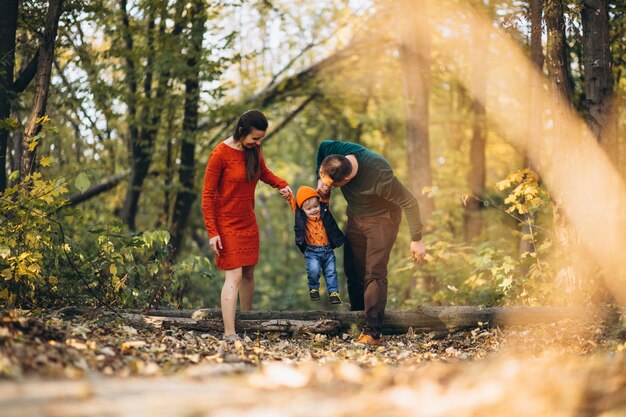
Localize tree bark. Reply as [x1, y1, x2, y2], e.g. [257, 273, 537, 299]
[160, 318, 341, 335]
[0, 0, 19, 192]
[117, 0, 142, 229]
[168, 0, 206, 260]
[397, 0, 434, 223]
[520, 0, 545, 257]
[21, 0, 64, 178]
[545, 0, 573, 104]
[545, 0, 589, 305]
[464, 17, 489, 242]
[127, 306, 609, 335]
[581, 0, 616, 163]
[12, 50, 39, 94]
[119, 0, 185, 230]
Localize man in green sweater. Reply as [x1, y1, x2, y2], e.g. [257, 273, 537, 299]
[316, 140, 427, 345]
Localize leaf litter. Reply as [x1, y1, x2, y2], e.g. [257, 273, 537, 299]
[1, 309, 626, 416]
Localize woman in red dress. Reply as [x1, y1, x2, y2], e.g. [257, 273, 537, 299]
[202, 110, 291, 340]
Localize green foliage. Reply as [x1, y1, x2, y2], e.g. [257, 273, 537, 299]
[0, 168, 215, 309]
[0, 173, 69, 306]
[388, 168, 556, 308]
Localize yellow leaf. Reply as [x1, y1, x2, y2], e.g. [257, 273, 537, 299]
[110, 264, 118, 276]
[28, 139, 39, 152]
[36, 115, 51, 125]
[0, 288, 8, 299]
[40, 156, 52, 167]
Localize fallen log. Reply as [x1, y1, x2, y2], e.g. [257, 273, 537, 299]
[160, 318, 340, 335]
[125, 306, 615, 335]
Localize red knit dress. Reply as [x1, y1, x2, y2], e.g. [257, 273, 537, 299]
[202, 142, 288, 270]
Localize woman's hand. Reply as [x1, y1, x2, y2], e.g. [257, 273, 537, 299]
[209, 235, 223, 256]
[279, 185, 292, 200]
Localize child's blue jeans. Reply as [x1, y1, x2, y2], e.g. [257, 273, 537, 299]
[304, 245, 339, 293]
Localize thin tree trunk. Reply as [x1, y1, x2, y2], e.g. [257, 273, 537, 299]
[545, 0, 587, 304]
[0, 0, 19, 192]
[520, 0, 545, 256]
[120, 0, 185, 230]
[117, 0, 141, 229]
[397, 0, 434, 223]
[21, 0, 63, 178]
[169, 0, 206, 260]
[9, 114, 22, 178]
[464, 16, 488, 242]
[163, 110, 175, 223]
[582, 0, 615, 163]
[545, 0, 573, 104]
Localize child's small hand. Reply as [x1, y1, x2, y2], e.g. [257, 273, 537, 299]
[279, 185, 292, 200]
[316, 178, 331, 199]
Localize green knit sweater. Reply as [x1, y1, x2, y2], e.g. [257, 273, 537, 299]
[316, 140, 423, 241]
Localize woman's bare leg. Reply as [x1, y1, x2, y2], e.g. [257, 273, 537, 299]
[221, 267, 243, 336]
[239, 265, 255, 311]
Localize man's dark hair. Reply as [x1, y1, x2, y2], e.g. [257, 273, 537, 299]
[320, 154, 352, 182]
[233, 109, 268, 182]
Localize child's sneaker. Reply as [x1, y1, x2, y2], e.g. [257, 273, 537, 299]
[309, 289, 321, 301]
[329, 291, 341, 304]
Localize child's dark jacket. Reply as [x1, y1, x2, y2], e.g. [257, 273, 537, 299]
[294, 202, 345, 253]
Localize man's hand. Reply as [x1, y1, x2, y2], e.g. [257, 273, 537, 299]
[279, 185, 292, 200]
[410, 240, 427, 264]
[210, 235, 223, 256]
[316, 178, 331, 199]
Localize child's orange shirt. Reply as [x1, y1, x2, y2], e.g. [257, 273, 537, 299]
[288, 194, 329, 246]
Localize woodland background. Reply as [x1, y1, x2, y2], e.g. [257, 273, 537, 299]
[1, 0, 625, 312]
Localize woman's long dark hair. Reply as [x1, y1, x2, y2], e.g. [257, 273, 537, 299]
[233, 109, 268, 182]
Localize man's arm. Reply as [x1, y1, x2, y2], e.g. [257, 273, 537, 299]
[375, 174, 424, 241]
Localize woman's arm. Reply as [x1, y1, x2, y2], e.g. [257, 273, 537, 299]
[259, 153, 291, 199]
[259, 154, 288, 188]
[201, 151, 224, 239]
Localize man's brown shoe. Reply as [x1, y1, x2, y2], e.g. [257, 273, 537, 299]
[354, 333, 381, 346]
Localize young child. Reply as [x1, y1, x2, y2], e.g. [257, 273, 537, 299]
[288, 186, 345, 304]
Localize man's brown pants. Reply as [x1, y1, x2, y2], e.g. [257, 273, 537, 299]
[344, 207, 401, 338]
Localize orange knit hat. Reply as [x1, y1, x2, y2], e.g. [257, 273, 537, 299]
[296, 186, 320, 207]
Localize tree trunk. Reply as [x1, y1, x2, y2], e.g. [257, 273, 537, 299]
[0, 0, 19, 192]
[160, 318, 341, 335]
[117, 0, 143, 230]
[119, 0, 185, 230]
[21, 0, 64, 178]
[397, 0, 434, 223]
[581, 0, 616, 163]
[464, 17, 488, 242]
[126, 306, 610, 335]
[520, 0, 545, 257]
[169, 0, 206, 260]
[545, 0, 573, 104]
[545, 0, 587, 305]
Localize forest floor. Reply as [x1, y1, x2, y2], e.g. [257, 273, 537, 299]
[2, 308, 626, 417]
